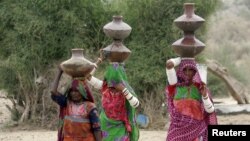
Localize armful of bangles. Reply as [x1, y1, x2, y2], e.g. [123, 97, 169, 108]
[166, 57, 181, 85]
[50, 65, 63, 96]
[115, 84, 140, 108]
[200, 85, 215, 113]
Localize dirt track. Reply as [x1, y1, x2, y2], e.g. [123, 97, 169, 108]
[0, 130, 168, 141]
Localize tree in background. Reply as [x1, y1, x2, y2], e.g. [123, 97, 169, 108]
[0, 0, 218, 129]
[0, 0, 112, 126]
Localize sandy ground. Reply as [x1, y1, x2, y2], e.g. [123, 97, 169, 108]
[1, 91, 250, 141]
[0, 130, 167, 141]
[0, 91, 167, 141]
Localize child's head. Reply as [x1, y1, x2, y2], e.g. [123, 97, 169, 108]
[69, 89, 83, 103]
[67, 79, 94, 103]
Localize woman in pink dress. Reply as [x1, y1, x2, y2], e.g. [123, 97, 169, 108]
[165, 58, 217, 141]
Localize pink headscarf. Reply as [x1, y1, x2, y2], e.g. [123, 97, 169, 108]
[176, 58, 202, 86]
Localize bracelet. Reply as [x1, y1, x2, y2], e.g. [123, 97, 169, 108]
[97, 58, 102, 63]
[122, 88, 127, 93]
[133, 101, 139, 107]
[202, 94, 209, 99]
[93, 63, 97, 69]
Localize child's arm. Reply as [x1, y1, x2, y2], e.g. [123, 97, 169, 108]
[89, 107, 102, 141]
[51, 66, 63, 96]
[50, 66, 67, 107]
[93, 131, 102, 141]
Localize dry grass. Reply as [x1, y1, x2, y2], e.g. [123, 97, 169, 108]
[139, 91, 168, 130]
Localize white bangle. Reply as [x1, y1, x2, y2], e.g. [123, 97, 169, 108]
[202, 94, 209, 99]
[202, 96, 215, 113]
[90, 68, 96, 75]
[122, 88, 140, 108]
[166, 68, 177, 85]
[170, 57, 181, 67]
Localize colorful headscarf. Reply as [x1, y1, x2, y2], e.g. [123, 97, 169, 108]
[65, 79, 94, 103]
[57, 79, 95, 141]
[104, 62, 127, 87]
[176, 58, 202, 86]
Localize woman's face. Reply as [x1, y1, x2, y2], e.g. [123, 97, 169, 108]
[183, 67, 196, 81]
[69, 90, 83, 103]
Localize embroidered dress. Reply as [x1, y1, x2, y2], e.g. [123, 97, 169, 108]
[173, 85, 204, 120]
[63, 102, 96, 141]
[52, 80, 100, 141]
[100, 63, 139, 141]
